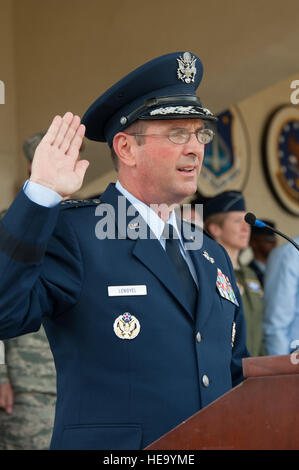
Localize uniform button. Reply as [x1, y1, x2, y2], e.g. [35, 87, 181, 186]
[196, 331, 202, 343]
[202, 374, 210, 387]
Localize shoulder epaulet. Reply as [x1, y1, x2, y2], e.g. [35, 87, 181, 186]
[60, 197, 101, 209]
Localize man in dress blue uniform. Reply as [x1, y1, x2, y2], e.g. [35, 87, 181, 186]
[0, 52, 249, 450]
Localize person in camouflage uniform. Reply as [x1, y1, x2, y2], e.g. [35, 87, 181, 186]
[233, 265, 265, 356]
[0, 132, 56, 450]
[203, 191, 265, 357]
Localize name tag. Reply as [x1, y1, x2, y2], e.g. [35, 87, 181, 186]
[108, 285, 147, 296]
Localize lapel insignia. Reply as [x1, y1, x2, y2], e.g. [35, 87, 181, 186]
[216, 268, 239, 306]
[202, 250, 215, 263]
[231, 322, 236, 347]
[113, 312, 140, 340]
[128, 222, 140, 230]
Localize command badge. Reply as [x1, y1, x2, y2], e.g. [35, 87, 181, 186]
[113, 312, 140, 340]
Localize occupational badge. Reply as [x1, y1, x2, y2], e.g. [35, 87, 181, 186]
[216, 268, 239, 306]
[177, 52, 197, 84]
[231, 322, 236, 347]
[113, 312, 140, 340]
[202, 250, 215, 263]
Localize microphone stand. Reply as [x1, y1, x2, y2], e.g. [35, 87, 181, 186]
[267, 226, 299, 252]
[245, 212, 299, 252]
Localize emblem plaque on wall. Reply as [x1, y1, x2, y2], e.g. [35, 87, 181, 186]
[197, 106, 250, 196]
[262, 105, 299, 216]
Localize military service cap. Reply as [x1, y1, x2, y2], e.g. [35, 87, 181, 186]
[203, 190, 246, 220]
[82, 51, 217, 147]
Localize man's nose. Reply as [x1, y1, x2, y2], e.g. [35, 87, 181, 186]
[183, 133, 204, 156]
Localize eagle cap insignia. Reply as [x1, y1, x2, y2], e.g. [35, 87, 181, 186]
[113, 312, 140, 340]
[177, 52, 197, 84]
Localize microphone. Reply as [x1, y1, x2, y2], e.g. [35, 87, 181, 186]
[244, 212, 299, 252]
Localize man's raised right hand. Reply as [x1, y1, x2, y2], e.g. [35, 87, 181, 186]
[30, 112, 89, 198]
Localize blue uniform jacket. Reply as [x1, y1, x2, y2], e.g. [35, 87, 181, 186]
[0, 183, 249, 449]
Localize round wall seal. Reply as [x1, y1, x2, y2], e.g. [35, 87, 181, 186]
[262, 105, 299, 216]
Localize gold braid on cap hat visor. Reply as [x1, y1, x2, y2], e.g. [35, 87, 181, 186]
[119, 95, 217, 126]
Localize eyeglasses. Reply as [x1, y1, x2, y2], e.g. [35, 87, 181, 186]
[128, 128, 215, 145]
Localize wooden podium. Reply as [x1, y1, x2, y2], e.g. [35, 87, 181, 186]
[146, 355, 299, 450]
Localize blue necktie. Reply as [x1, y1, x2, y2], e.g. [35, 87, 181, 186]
[163, 223, 198, 315]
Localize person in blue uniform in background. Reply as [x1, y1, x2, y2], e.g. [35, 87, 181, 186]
[263, 236, 299, 356]
[249, 221, 277, 287]
[0, 52, 249, 450]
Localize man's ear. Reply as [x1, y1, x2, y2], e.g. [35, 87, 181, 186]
[113, 133, 137, 168]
